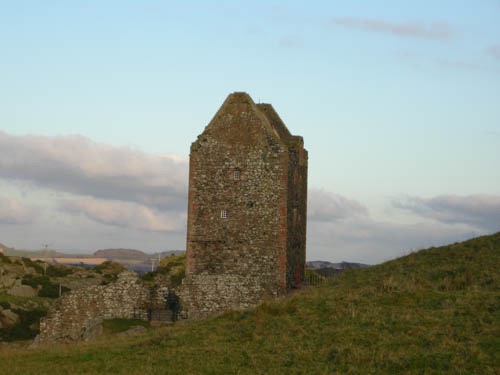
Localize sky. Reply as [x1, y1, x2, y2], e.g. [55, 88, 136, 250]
[1, 1, 499, 264]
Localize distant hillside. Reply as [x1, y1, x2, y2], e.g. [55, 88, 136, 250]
[159, 250, 185, 258]
[307, 260, 369, 269]
[1, 232, 498, 373]
[93, 249, 184, 262]
[307, 260, 369, 276]
[1, 245, 69, 258]
[94, 248, 149, 261]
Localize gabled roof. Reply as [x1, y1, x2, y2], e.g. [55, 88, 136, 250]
[199, 92, 283, 146]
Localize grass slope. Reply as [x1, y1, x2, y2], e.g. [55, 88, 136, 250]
[1, 233, 498, 374]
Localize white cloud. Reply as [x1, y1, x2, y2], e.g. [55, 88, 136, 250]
[393, 195, 500, 231]
[308, 189, 368, 222]
[0, 131, 188, 210]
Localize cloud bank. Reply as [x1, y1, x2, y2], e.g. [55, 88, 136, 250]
[0, 131, 188, 211]
[306, 192, 498, 263]
[0, 131, 497, 262]
[308, 189, 368, 222]
[394, 195, 500, 232]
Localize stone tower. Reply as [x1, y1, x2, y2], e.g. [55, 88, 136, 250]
[180, 92, 307, 318]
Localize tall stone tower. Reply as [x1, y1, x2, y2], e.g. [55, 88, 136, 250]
[180, 92, 307, 318]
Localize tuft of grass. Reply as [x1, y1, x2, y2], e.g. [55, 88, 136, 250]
[1, 232, 499, 374]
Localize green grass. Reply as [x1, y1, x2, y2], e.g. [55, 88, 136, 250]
[0, 295, 55, 313]
[1, 233, 498, 374]
[102, 318, 150, 334]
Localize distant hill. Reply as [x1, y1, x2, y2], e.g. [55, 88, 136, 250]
[306, 260, 369, 270]
[2, 232, 498, 373]
[1, 244, 70, 258]
[94, 248, 150, 261]
[93, 249, 184, 261]
[307, 260, 369, 276]
[159, 250, 185, 258]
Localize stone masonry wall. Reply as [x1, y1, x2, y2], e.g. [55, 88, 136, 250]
[180, 274, 264, 319]
[34, 271, 149, 345]
[285, 136, 308, 288]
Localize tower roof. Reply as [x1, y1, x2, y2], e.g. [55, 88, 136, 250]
[199, 92, 294, 146]
[256, 103, 292, 140]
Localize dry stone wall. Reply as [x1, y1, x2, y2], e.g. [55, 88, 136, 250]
[34, 271, 150, 345]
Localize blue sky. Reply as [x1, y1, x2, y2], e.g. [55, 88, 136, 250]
[1, 1, 499, 263]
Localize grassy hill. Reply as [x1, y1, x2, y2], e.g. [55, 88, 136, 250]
[1, 233, 498, 374]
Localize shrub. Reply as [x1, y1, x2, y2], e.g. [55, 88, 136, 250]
[21, 274, 70, 298]
[21, 274, 51, 288]
[46, 264, 73, 277]
[39, 283, 70, 298]
[0, 253, 12, 264]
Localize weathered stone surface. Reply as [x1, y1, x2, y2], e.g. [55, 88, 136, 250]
[8, 284, 37, 297]
[180, 92, 307, 318]
[34, 270, 150, 345]
[0, 275, 16, 290]
[0, 309, 19, 328]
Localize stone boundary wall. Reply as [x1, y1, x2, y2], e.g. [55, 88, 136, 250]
[33, 271, 150, 345]
[179, 273, 267, 319]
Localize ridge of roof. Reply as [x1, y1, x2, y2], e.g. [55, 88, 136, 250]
[256, 103, 292, 141]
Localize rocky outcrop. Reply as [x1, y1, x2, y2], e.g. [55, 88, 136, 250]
[8, 284, 37, 297]
[0, 308, 19, 329]
[0, 272, 17, 291]
[33, 271, 150, 346]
